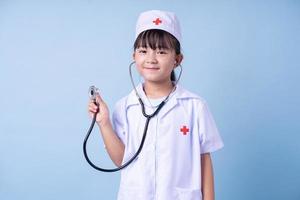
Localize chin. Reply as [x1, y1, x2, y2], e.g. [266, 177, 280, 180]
[142, 74, 158, 81]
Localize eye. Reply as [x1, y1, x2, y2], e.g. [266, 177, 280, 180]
[157, 50, 167, 54]
[138, 49, 147, 54]
[157, 48, 170, 55]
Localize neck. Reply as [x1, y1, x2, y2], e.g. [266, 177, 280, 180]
[143, 80, 174, 98]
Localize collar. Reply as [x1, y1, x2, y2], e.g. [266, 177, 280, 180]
[126, 83, 200, 108]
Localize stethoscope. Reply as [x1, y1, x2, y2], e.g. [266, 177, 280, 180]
[83, 61, 182, 172]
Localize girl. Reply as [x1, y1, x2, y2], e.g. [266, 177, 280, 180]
[88, 10, 223, 200]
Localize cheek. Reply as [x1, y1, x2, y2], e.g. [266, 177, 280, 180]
[163, 56, 176, 66]
[135, 63, 143, 74]
[164, 61, 176, 71]
[134, 57, 145, 67]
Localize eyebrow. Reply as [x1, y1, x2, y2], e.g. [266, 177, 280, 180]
[136, 46, 170, 50]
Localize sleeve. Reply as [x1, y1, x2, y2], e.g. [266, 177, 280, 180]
[112, 100, 127, 145]
[198, 101, 224, 154]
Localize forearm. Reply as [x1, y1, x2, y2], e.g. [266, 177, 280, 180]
[98, 121, 125, 166]
[201, 153, 215, 200]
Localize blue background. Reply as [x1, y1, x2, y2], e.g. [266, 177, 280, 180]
[1, 0, 299, 199]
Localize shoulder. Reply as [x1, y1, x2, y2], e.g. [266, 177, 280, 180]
[175, 85, 207, 109]
[114, 96, 128, 113]
[113, 89, 138, 112]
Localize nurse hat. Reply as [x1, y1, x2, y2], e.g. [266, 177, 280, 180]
[135, 10, 182, 43]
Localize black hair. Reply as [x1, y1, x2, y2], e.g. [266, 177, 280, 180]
[133, 29, 181, 82]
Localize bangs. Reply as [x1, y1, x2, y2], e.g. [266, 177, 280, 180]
[134, 29, 181, 54]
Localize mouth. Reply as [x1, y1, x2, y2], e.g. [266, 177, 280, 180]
[143, 66, 160, 70]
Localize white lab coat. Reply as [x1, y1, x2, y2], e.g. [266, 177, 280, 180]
[112, 84, 224, 200]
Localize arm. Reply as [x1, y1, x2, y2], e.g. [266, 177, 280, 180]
[88, 94, 125, 167]
[98, 120, 125, 167]
[201, 153, 215, 200]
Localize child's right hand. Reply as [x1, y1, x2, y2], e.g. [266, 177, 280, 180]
[88, 94, 110, 127]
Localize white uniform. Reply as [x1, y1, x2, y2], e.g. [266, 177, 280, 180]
[113, 84, 224, 200]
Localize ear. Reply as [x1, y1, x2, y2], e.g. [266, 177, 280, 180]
[174, 54, 184, 68]
[132, 52, 136, 61]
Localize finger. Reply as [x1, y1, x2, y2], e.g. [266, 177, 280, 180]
[88, 103, 98, 112]
[90, 99, 100, 113]
[95, 94, 103, 105]
[88, 107, 96, 114]
[88, 101, 98, 108]
[88, 97, 98, 107]
[88, 98, 96, 105]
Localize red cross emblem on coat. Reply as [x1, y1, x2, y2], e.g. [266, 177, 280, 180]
[180, 125, 189, 135]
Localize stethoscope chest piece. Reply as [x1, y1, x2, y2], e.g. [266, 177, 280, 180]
[89, 86, 99, 101]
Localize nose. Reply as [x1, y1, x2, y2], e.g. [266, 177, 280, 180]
[146, 50, 158, 64]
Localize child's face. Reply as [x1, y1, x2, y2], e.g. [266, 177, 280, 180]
[133, 47, 180, 84]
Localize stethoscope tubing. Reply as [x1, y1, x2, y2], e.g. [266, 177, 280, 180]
[83, 100, 165, 172]
[83, 61, 181, 172]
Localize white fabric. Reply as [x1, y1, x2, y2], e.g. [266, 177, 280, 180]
[112, 84, 224, 200]
[148, 96, 166, 108]
[135, 10, 182, 43]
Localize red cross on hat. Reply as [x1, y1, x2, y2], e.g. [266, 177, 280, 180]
[153, 18, 162, 25]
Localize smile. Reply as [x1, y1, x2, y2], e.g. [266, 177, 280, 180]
[144, 66, 160, 70]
